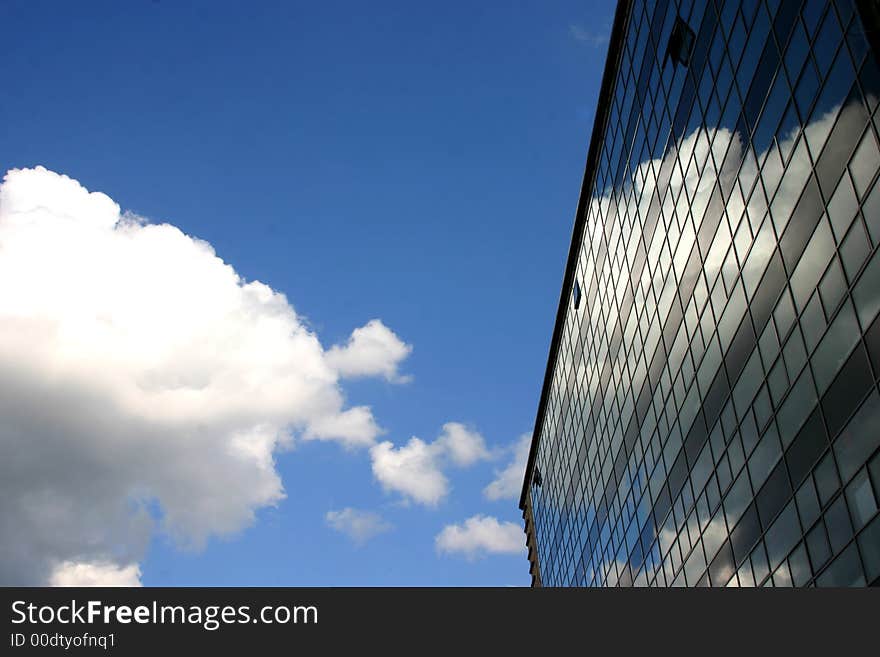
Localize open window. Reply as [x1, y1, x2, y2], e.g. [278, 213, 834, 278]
[666, 16, 695, 68]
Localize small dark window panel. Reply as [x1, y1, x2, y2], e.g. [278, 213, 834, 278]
[533, 466, 543, 487]
[666, 16, 695, 67]
[573, 280, 582, 310]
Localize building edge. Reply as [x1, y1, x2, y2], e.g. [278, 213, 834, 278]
[518, 0, 634, 584]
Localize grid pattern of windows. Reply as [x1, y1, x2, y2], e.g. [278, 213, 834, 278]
[525, 0, 880, 587]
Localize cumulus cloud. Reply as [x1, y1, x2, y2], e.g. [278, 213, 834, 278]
[325, 508, 392, 545]
[302, 406, 382, 448]
[435, 422, 491, 466]
[435, 515, 525, 559]
[326, 319, 412, 383]
[370, 438, 449, 506]
[370, 422, 489, 506]
[0, 166, 407, 584]
[484, 433, 531, 501]
[49, 561, 142, 587]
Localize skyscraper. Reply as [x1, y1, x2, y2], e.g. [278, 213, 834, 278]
[520, 0, 880, 587]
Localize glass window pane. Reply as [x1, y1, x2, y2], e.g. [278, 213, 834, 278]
[857, 514, 880, 582]
[748, 424, 782, 488]
[816, 543, 865, 587]
[818, 258, 847, 318]
[791, 219, 835, 311]
[833, 391, 880, 481]
[807, 521, 832, 571]
[796, 476, 822, 529]
[811, 300, 860, 395]
[852, 249, 880, 326]
[800, 292, 827, 352]
[825, 495, 854, 554]
[788, 542, 811, 586]
[849, 128, 879, 200]
[765, 500, 800, 570]
[814, 451, 841, 506]
[863, 178, 880, 243]
[827, 173, 859, 241]
[846, 469, 878, 531]
[839, 220, 871, 283]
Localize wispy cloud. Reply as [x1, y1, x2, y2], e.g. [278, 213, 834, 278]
[325, 508, 392, 545]
[569, 23, 609, 48]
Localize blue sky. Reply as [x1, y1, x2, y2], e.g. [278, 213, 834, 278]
[0, 0, 613, 586]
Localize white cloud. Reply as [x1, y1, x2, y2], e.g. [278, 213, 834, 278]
[325, 507, 392, 545]
[0, 166, 407, 584]
[326, 319, 412, 383]
[484, 433, 531, 501]
[435, 515, 525, 559]
[369, 422, 490, 506]
[303, 406, 382, 448]
[49, 561, 142, 587]
[435, 422, 490, 466]
[370, 438, 448, 506]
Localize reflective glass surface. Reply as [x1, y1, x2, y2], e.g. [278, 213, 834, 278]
[526, 0, 880, 587]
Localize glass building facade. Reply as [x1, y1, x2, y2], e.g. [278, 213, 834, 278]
[520, 0, 880, 587]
